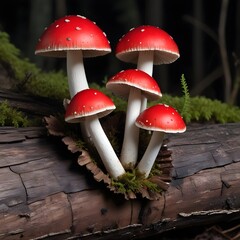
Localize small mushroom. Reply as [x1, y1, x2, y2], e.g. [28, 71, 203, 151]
[107, 69, 161, 169]
[35, 15, 111, 98]
[116, 25, 179, 111]
[135, 104, 186, 178]
[65, 88, 125, 179]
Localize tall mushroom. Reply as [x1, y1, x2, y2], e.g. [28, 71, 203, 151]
[106, 69, 161, 169]
[35, 15, 111, 141]
[35, 15, 111, 98]
[116, 25, 179, 111]
[65, 88, 125, 179]
[135, 104, 186, 178]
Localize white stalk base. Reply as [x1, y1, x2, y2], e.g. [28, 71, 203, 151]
[86, 116, 126, 179]
[120, 88, 142, 169]
[137, 131, 164, 178]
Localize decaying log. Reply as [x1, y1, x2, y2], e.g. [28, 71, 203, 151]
[0, 88, 63, 118]
[0, 122, 240, 240]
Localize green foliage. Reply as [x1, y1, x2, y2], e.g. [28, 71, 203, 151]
[180, 74, 191, 123]
[24, 71, 69, 99]
[156, 95, 240, 124]
[0, 31, 69, 100]
[111, 170, 161, 194]
[0, 32, 39, 82]
[0, 100, 29, 127]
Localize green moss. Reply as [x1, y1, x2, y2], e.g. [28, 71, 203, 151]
[0, 31, 69, 100]
[111, 170, 161, 195]
[24, 71, 69, 99]
[154, 95, 240, 124]
[0, 100, 29, 127]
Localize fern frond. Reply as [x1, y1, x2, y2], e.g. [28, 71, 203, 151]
[180, 74, 191, 123]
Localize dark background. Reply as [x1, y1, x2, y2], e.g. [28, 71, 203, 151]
[0, 0, 239, 105]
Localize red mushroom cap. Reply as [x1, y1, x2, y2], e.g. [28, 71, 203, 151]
[35, 15, 111, 58]
[135, 104, 186, 133]
[106, 69, 162, 100]
[116, 25, 179, 64]
[65, 89, 115, 123]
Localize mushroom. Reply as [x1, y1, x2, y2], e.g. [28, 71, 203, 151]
[106, 69, 161, 169]
[65, 88, 125, 179]
[35, 15, 111, 98]
[135, 104, 186, 178]
[116, 25, 179, 111]
[35, 15, 111, 142]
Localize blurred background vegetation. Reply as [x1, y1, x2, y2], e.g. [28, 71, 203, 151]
[0, 0, 239, 106]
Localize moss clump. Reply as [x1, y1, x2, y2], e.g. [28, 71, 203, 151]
[0, 31, 69, 100]
[0, 100, 29, 127]
[111, 170, 161, 195]
[155, 95, 240, 124]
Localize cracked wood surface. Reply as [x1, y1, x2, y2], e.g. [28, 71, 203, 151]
[0, 123, 240, 239]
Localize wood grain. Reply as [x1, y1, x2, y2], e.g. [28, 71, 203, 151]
[0, 123, 239, 239]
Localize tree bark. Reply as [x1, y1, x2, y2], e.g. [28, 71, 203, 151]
[0, 124, 239, 239]
[0, 92, 240, 239]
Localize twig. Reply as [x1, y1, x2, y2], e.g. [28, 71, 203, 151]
[218, 0, 232, 103]
[190, 67, 223, 96]
[182, 15, 218, 43]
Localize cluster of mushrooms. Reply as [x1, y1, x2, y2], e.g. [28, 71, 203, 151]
[35, 15, 186, 186]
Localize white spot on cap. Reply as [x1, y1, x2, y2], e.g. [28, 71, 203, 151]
[76, 27, 81, 30]
[65, 19, 70, 23]
[66, 37, 71, 41]
[56, 24, 59, 28]
[140, 29, 145, 32]
[164, 104, 169, 107]
[77, 15, 86, 19]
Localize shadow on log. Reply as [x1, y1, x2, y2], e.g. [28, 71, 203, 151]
[0, 91, 240, 239]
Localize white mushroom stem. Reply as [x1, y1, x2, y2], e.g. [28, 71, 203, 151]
[67, 50, 89, 98]
[137, 131, 164, 178]
[137, 51, 154, 112]
[85, 115, 126, 179]
[67, 50, 91, 142]
[120, 88, 142, 169]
